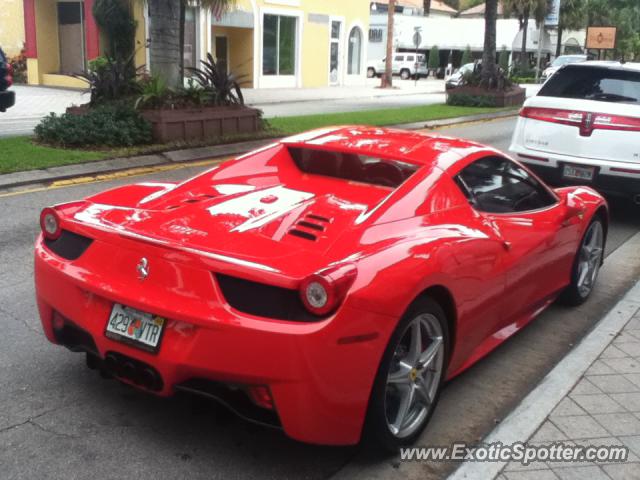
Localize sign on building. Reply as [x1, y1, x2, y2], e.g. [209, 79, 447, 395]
[586, 26, 617, 50]
[545, 0, 561, 27]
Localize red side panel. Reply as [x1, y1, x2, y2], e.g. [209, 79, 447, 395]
[84, 0, 100, 60]
[23, 0, 37, 58]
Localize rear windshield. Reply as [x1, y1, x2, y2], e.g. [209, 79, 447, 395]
[539, 65, 640, 104]
[288, 147, 419, 188]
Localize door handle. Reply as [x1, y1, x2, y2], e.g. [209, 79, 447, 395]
[502, 241, 512, 251]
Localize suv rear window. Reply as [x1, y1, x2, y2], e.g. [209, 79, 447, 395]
[288, 147, 419, 188]
[539, 65, 640, 104]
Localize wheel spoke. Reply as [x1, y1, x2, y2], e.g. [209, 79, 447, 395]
[577, 261, 589, 287]
[418, 336, 443, 370]
[388, 361, 412, 385]
[407, 321, 422, 364]
[414, 377, 432, 407]
[390, 384, 414, 434]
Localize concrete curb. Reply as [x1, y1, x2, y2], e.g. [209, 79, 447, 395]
[448, 232, 640, 480]
[0, 110, 515, 192]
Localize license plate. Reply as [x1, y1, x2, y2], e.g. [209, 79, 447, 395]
[105, 304, 165, 352]
[562, 164, 595, 181]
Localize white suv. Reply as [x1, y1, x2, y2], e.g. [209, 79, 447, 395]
[367, 53, 429, 80]
[510, 61, 640, 203]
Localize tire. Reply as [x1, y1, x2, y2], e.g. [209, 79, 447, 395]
[559, 216, 605, 306]
[400, 69, 411, 80]
[367, 67, 376, 78]
[363, 297, 450, 452]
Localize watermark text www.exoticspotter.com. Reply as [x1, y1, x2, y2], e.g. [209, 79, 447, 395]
[400, 442, 629, 465]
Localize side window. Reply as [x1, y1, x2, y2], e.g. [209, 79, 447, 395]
[406, 55, 415, 62]
[394, 55, 404, 62]
[456, 157, 557, 213]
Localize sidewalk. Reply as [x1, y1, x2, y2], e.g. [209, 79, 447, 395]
[450, 275, 640, 480]
[0, 80, 445, 138]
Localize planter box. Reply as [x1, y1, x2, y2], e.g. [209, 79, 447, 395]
[140, 106, 261, 143]
[447, 85, 526, 108]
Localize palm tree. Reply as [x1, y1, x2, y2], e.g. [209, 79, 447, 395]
[147, 0, 235, 87]
[423, 0, 432, 15]
[481, 0, 499, 85]
[503, 0, 551, 69]
[382, 0, 396, 87]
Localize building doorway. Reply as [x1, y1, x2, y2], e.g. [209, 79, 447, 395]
[329, 20, 342, 85]
[57, 1, 85, 74]
[215, 36, 229, 76]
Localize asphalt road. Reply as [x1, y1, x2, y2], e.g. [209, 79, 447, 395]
[1, 118, 639, 480]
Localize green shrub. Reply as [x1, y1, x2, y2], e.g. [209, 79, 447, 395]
[34, 105, 152, 147]
[446, 93, 496, 107]
[428, 45, 440, 71]
[499, 46, 510, 73]
[461, 45, 472, 66]
[510, 76, 536, 84]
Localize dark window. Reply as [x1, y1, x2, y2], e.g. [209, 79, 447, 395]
[456, 157, 557, 213]
[539, 65, 640, 105]
[262, 14, 297, 76]
[288, 147, 419, 188]
[369, 28, 383, 43]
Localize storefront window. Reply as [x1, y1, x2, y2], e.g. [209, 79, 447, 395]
[183, 7, 198, 73]
[348, 27, 362, 75]
[263, 14, 297, 76]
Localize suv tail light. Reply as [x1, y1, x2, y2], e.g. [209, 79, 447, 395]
[299, 264, 357, 316]
[520, 107, 640, 137]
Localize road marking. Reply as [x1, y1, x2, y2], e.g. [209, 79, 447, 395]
[0, 158, 226, 198]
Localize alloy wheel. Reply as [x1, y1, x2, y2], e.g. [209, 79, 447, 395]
[577, 221, 604, 298]
[384, 313, 444, 438]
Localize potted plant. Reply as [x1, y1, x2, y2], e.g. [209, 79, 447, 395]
[137, 54, 261, 143]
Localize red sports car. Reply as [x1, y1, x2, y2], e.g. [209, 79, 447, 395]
[35, 126, 607, 450]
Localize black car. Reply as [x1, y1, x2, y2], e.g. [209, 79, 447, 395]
[0, 47, 15, 112]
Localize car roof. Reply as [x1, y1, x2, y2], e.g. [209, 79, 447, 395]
[567, 61, 640, 72]
[281, 125, 492, 169]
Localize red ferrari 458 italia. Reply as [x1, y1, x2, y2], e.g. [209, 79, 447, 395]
[35, 126, 607, 450]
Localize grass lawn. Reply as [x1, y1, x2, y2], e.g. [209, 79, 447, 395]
[0, 104, 512, 175]
[267, 104, 508, 135]
[0, 137, 108, 174]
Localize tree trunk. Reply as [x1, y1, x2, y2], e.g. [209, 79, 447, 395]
[382, 0, 395, 88]
[520, 7, 529, 69]
[556, 24, 563, 57]
[147, 0, 182, 87]
[423, 0, 431, 16]
[481, 0, 498, 86]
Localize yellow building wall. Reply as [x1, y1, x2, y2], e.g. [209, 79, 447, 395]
[211, 26, 254, 87]
[298, 0, 370, 88]
[0, 0, 26, 57]
[34, 0, 60, 81]
[301, 21, 329, 88]
[132, 1, 147, 69]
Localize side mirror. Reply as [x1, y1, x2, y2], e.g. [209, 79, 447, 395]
[563, 193, 586, 225]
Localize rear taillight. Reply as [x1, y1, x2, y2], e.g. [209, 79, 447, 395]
[520, 107, 640, 136]
[40, 207, 62, 240]
[299, 264, 357, 316]
[520, 107, 583, 127]
[592, 114, 640, 133]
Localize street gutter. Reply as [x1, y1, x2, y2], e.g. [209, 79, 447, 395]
[0, 109, 517, 192]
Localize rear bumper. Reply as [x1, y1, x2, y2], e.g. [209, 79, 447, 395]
[0, 90, 15, 111]
[34, 235, 394, 446]
[510, 146, 640, 199]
